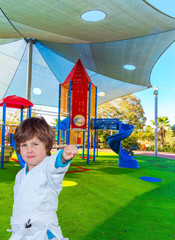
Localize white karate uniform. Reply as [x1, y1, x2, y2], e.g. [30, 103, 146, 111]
[9, 150, 70, 240]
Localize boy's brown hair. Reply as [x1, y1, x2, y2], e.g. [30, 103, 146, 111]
[13, 117, 55, 156]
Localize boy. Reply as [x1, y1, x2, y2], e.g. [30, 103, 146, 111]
[9, 117, 78, 240]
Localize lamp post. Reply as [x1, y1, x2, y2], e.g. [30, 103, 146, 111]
[153, 86, 158, 157]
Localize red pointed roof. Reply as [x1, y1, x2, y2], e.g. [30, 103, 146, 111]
[61, 59, 95, 87]
[0, 95, 33, 109]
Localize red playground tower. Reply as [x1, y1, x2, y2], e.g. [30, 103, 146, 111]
[58, 59, 97, 163]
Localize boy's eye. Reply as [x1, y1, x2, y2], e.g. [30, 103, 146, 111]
[34, 143, 38, 146]
[21, 144, 26, 147]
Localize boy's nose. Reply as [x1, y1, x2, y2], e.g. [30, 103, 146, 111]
[27, 145, 33, 153]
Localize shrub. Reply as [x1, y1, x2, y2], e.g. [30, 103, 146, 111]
[158, 146, 171, 152]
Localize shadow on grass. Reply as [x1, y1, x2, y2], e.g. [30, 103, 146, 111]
[79, 180, 175, 240]
[135, 155, 175, 172]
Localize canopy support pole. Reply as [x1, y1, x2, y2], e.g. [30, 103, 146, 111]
[26, 39, 33, 102]
[1, 103, 6, 168]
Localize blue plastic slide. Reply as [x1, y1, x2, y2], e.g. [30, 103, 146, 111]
[56, 117, 68, 142]
[57, 117, 67, 131]
[106, 123, 139, 168]
[10, 133, 25, 168]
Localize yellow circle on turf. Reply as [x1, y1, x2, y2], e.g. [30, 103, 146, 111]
[63, 180, 78, 187]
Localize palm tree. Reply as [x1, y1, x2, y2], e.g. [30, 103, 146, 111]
[171, 124, 175, 137]
[151, 116, 170, 148]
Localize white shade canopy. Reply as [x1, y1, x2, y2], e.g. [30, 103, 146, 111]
[0, 0, 174, 107]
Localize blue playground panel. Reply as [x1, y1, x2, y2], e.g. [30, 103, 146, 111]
[91, 118, 121, 130]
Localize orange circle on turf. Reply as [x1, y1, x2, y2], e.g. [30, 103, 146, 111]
[63, 180, 78, 187]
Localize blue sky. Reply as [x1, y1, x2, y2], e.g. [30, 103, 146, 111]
[135, 42, 175, 126]
[134, 0, 175, 126]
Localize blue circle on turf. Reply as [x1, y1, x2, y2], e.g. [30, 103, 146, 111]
[140, 176, 162, 182]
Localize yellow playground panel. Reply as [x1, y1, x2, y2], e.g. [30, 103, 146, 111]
[0, 124, 17, 145]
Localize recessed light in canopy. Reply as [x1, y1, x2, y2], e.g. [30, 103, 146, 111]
[98, 92, 106, 97]
[33, 87, 42, 95]
[124, 65, 136, 70]
[81, 10, 106, 22]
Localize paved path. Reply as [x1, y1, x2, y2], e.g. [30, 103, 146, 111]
[67, 148, 175, 160]
[96, 148, 175, 160]
[134, 150, 175, 160]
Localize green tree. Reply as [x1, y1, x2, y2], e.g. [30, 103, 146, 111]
[0, 109, 39, 125]
[151, 116, 170, 148]
[97, 94, 146, 148]
[51, 118, 58, 126]
[98, 94, 146, 130]
[97, 101, 120, 119]
[117, 95, 146, 130]
[145, 125, 154, 133]
[6, 109, 21, 124]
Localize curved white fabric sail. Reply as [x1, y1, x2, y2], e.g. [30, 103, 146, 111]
[0, 0, 174, 107]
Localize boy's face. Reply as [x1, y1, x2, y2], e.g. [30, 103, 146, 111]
[20, 136, 47, 171]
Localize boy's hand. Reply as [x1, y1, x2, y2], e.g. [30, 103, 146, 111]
[62, 145, 79, 162]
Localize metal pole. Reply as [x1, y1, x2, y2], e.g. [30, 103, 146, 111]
[67, 80, 72, 145]
[87, 82, 91, 164]
[93, 87, 97, 162]
[26, 39, 33, 101]
[82, 131, 85, 159]
[20, 107, 23, 122]
[1, 102, 6, 168]
[28, 106, 32, 118]
[96, 130, 99, 157]
[57, 84, 61, 146]
[154, 86, 158, 157]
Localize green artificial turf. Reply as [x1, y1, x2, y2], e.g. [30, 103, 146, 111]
[1, 152, 175, 240]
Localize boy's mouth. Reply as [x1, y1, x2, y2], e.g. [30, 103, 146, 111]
[27, 156, 35, 158]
